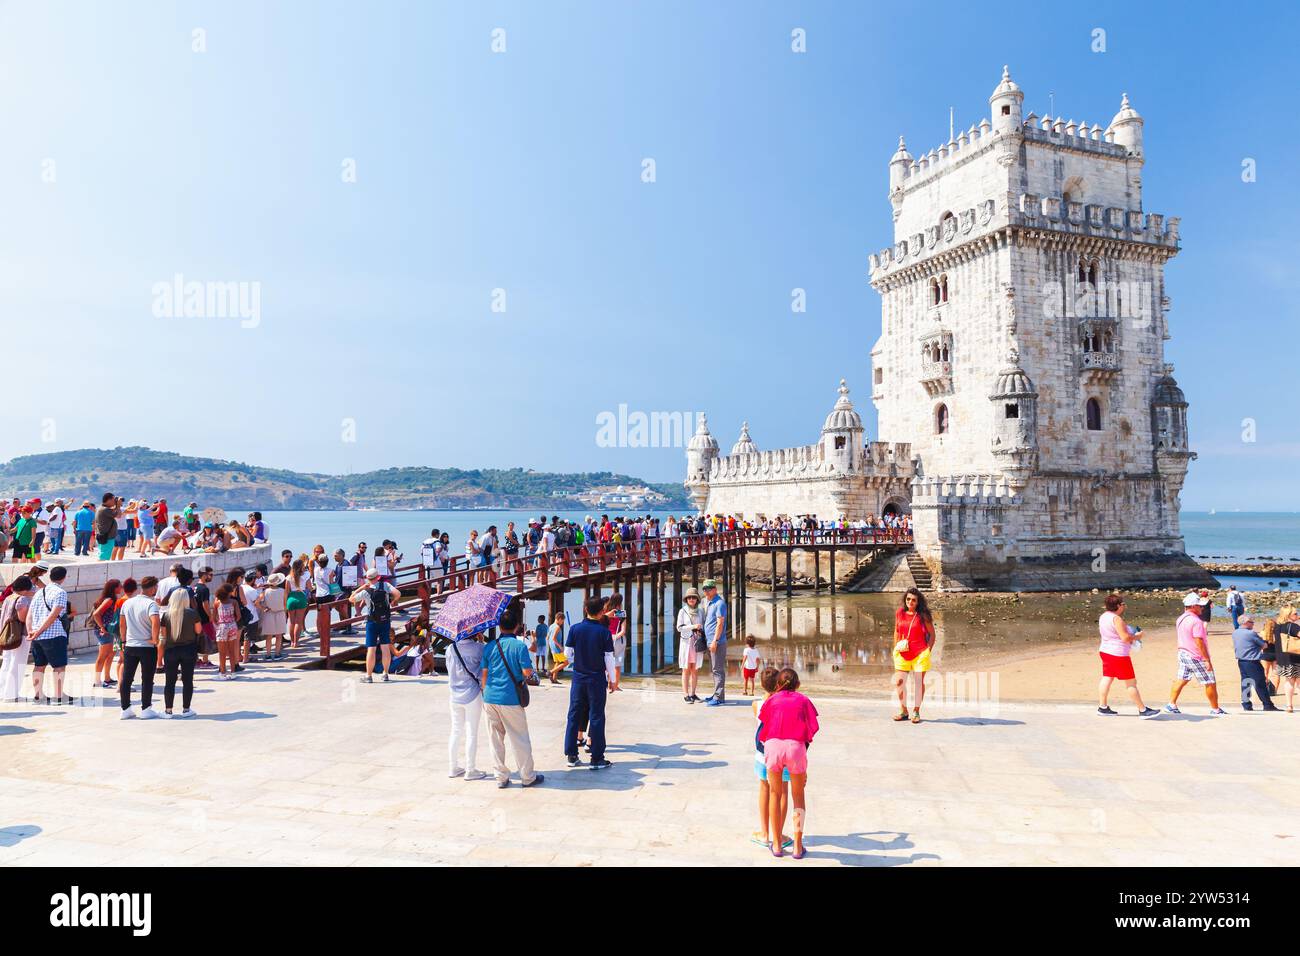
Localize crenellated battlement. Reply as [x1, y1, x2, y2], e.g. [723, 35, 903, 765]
[910, 473, 1021, 504]
[869, 192, 1179, 281]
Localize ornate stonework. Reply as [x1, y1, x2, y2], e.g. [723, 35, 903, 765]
[687, 68, 1212, 591]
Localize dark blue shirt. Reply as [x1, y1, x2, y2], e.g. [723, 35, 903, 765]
[566, 618, 613, 679]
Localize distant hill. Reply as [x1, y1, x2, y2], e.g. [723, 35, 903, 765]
[0, 447, 690, 511]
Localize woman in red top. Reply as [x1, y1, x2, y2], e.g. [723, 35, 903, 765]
[892, 587, 936, 724]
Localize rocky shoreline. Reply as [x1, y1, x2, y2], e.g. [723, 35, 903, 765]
[1199, 562, 1300, 578]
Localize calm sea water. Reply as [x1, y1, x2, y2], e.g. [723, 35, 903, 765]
[245, 509, 1300, 593]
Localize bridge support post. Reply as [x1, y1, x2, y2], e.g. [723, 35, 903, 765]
[770, 551, 777, 599]
[785, 549, 793, 598]
[830, 546, 837, 594]
[814, 550, 821, 593]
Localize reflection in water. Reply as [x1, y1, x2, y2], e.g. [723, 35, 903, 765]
[607, 589, 920, 689]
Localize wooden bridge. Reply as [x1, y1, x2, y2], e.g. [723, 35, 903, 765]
[311, 529, 913, 667]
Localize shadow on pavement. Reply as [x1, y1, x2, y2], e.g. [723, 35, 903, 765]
[0, 825, 41, 847]
[801, 830, 942, 867]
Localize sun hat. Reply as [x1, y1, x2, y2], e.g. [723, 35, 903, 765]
[684, 587, 700, 600]
[365, 568, 380, 580]
[266, 573, 287, 588]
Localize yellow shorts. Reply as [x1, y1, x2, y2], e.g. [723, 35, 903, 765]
[893, 646, 931, 673]
[551, 652, 567, 664]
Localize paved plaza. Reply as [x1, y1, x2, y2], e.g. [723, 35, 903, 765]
[1, 656, 1297, 867]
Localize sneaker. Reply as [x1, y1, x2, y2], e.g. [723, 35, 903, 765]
[1242, 703, 1254, 712]
[589, 759, 612, 771]
[1097, 706, 1118, 716]
[464, 770, 486, 780]
[705, 698, 722, 707]
[684, 696, 694, 704]
[139, 707, 161, 720]
[382, 674, 390, 683]
[522, 774, 545, 787]
[180, 708, 198, 718]
[233, 665, 245, 673]
[1209, 708, 1228, 716]
[102, 679, 117, 688]
[700, 696, 715, 705]
[160, 710, 175, 719]
[362, 676, 374, 684]
[1138, 707, 1161, 719]
[120, 706, 138, 720]
[1162, 704, 1181, 715]
[689, 694, 701, 702]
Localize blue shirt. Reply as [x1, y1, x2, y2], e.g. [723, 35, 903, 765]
[480, 635, 532, 706]
[704, 594, 727, 644]
[566, 618, 614, 679]
[73, 508, 95, 532]
[1232, 626, 1267, 661]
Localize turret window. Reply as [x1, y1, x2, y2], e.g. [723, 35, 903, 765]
[1085, 398, 1103, 431]
[834, 436, 846, 449]
[1005, 403, 1019, 419]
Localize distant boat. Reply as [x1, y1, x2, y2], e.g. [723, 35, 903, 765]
[1209, 508, 1216, 515]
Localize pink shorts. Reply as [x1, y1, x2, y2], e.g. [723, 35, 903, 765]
[763, 738, 808, 776]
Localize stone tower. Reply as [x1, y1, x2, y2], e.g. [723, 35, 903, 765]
[685, 413, 719, 512]
[868, 67, 1212, 590]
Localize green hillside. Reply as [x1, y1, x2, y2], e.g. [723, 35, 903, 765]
[0, 447, 690, 511]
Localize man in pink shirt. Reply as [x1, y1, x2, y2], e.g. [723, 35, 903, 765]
[1166, 592, 1226, 716]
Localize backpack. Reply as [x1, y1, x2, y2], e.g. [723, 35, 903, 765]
[367, 585, 391, 624]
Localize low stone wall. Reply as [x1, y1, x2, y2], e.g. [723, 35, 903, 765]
[924, 548, 1218, 593]
[0, 544, 273, 652]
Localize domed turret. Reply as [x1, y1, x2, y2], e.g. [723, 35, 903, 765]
[684, 413, 719, 511]
[731, 421, 758, 457]
[989, 348, 1038, 490]
[1107, 92, 1143, 157]
[822, 379, 864, 432]
[889, 135, 913, 194]
[989, 65, 1024, 133]
[1152, 365, 1189, 453]
[821, 380, 864, 474]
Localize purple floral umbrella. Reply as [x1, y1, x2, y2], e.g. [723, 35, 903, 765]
[430, 584, 512, 641]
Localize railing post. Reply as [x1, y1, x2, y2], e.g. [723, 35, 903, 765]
[318, 603, 332, 664]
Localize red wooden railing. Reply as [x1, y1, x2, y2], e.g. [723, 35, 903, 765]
[311, 527, 912, 660]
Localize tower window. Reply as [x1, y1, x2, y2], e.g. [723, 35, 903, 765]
[834, 436, 846, 449]
[930, 277, 940, 306]
[940, 274, 949, 303]
[873, 367, 883, 385]
[1001, 105, 1010, 116]
[1005, 403, 1019, 419]
[935, 403, 949, 435]
[1085, 398, 1103, 431]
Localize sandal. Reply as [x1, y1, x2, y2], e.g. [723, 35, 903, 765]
[892, 710, 908, 721]
[910, 711, 922, 724]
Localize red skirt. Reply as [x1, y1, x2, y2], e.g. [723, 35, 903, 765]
[1099, 652, 1135, 680]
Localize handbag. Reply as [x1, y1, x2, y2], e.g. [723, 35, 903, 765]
[1284, 626, 1300, 657]
[495, 637, 529, 708]
[0, 598, 23, 651]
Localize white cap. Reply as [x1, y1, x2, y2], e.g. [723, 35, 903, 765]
[1182, 592, 1206, 607]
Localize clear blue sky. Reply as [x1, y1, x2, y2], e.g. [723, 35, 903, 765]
[2, 0, 1295, 509]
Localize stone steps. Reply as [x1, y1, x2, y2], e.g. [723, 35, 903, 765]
[905, 551, 934, 590]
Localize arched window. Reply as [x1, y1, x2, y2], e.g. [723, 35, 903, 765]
[940, 274, 949, 303]
[1085, 398, 1102, 431]
[930, 277, 940, 306]
[935, 403, 950, 435]
[1088, 260, 1099, 287]
[939, 343, 949, 362]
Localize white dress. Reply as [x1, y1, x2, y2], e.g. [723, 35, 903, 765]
[676, 605, 703, 668]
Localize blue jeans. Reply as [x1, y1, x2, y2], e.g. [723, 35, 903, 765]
[564, 676, 607, 761]
[1230, 608, 1241, 629]
[73, 530, 91, 556]
[1237, 659, 1273, 708]
[47, 528, 64, 553]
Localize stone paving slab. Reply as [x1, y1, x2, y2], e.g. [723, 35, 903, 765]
[1, 656, 1298, 867]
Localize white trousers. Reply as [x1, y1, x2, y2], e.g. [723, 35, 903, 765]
[448, 695, 483, 774]
[0, 636, 31, 700]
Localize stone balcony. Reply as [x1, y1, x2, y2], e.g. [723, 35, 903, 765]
[1080, 350, 1120, 385]
[920, 359, 953, 396]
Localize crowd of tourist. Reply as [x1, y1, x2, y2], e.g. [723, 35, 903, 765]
[0, 494, 268, 563]
[0, 493, 1289, 863]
